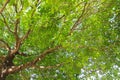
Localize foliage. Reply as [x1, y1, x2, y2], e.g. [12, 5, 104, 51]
[0, 0, 120, 80]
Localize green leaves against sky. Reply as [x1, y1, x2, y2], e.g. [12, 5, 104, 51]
[0, 0, 120, 79]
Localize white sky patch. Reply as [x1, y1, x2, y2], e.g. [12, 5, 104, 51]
[30, 73, 38, 80]
[78, 74, 85, 79]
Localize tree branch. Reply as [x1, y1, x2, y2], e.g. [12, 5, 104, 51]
[14, 18, 20, 47]
[1, 13, 14, 33]
[20, 29, 31, 43]
[0, 0, 10, 14]
[0, 39, 10, 51]
[6, 45, 61, 74]
[10, 0, 40, 55]
[11, 29, 31, 54]
[32, 45, 61, 64]
[56, 15, 65, 20]
[69, 2, 87, 35]
[12, 0, 41, 53]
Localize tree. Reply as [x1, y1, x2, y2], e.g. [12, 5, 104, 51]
[0, 0, 120, 80]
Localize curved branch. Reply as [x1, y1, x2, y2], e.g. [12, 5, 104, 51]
[0, 0, 10, 14]
[6, 45, 61, 74]
[33, 45, 61, 64]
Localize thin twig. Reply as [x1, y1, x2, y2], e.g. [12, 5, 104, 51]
[69, 2, 87, 35]
[20, 29, 31, 43]
[0, 0, 10, 14]
[33, 45, 61, 64]
[56, 15, 65, 20]
[0, 39, 10, 51]
[1, 13, 14, 33]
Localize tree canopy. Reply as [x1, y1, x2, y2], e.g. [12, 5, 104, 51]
[0, 0, 120, 80]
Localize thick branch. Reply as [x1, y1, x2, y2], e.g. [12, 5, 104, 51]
[12, 1, 21, 49]
[6, 45, 61, 74]
[11, 29, 31, 54]
[14, 18, 20, 46]
[0, 0, 10, 14]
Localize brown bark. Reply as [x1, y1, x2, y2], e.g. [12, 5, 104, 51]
[0, 51, 15, 80]
[0, 0, 85, 79]
[0, 46, 61, 79]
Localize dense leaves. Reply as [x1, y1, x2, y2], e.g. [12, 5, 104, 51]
[0, 0, 120, 80]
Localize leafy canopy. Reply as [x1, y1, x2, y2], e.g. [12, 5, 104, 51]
[0, 0, 120, 80]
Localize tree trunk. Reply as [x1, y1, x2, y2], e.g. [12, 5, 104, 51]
[0, 51, 15, 80]
[0, 72, 8, 80]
